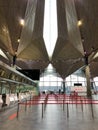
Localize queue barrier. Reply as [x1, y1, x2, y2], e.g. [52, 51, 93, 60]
[17, 94, 98, 119]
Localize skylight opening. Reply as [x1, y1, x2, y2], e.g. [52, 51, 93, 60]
[0, 49, 8, 59]
[43, 0, 58, 58]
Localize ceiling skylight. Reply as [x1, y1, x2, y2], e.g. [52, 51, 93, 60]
[43, 0, 58, 58]
[0, 49, 8, 59]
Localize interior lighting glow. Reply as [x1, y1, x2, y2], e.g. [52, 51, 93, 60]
[77, 20, 82, 26]
[20, 19, 25, 26]
[17, 39, 20, 43]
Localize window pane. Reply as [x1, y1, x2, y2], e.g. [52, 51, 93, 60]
[66, 76, 70, 81]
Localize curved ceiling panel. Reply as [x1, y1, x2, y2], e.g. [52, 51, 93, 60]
[0, 14, 14, 55]
[0, 0, 98, 79]
[0, 0, 27, 55]
[52, 0, 84, 60]
[52, 59, 84, 79]
[65, 0, 84, 55]
[17, 0, 49, 61]
[75, 0, 98, 54]
[52, 0, 84, 78]
[16, 59, 49, 71]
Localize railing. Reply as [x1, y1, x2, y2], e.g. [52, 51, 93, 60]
[16, 94, 98, 119]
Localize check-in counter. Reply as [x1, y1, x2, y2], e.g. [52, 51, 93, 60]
[23, 93, 27, 99]
[19, 93, 25, 101]
[27, 92, 33, 100]
[6, 94, 10, 106]
[26, 93, 30, 99]
[9, 94, 15, 105]
[0, 95, 3, 109]
[14, 94, 18, 102]
[4, 94, 18, 107]
[2, 94, 6, 107]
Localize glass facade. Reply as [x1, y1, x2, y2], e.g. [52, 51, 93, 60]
[39, 64, 88, 93]
[39, 64, 98, 93]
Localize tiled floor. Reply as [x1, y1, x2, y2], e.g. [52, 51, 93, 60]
[0, 94, 98, 130]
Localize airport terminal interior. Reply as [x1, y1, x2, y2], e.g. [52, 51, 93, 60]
[0, 0, 98, 130]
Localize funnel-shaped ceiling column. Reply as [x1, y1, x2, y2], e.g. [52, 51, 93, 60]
[17, 0, 49, 61]
[52, 0, 84, 78]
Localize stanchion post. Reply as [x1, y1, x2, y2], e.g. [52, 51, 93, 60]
[91, 102, 94, 119]
[30, 96, 31, 107]
[63, 99, 64, 111]
[67, 103, 69, 118]
[42, 103, 44, 118]
[85, 97, 86, 104]
[25, 99, 27, 111]
[44, 99, 46, 111]
[81, 99, 83, 111]
[17, 101, 19, 118]
[76, 96, 77, 108]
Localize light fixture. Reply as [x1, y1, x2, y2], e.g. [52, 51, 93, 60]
[77, 20, 82, 27]
[20, 19, 25, 26]
[17, 39, 20, 43]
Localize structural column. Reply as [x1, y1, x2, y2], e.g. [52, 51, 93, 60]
[62, 80, 66, 94]
[85, 55, 92, 97]
[85, 65, 92, 97]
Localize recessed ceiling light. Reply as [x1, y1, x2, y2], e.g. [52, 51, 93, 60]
[20, 19, 25, 26]
[17, 39, 20, 43]
[77, 20, 82, 26]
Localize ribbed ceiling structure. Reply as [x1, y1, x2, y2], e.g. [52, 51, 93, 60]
[0, 0, 98, 79]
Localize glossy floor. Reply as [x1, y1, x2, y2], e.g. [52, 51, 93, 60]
[0, 95, 98, 130]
